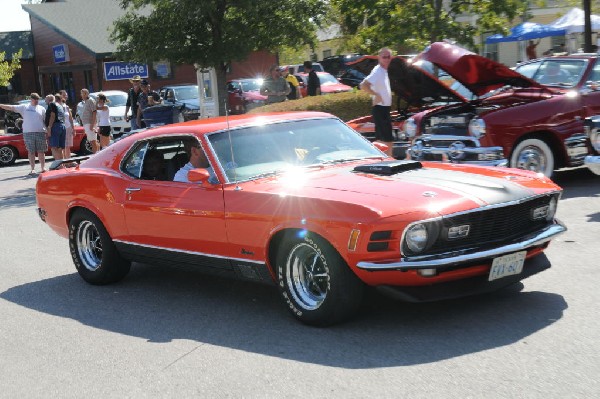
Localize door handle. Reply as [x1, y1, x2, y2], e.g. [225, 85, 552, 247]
[125, 187, 141, 200]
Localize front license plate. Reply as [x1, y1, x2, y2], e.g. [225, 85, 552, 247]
[488, 251, 526, 281]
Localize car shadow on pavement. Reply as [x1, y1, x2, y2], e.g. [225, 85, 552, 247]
[1, 262, 567, 368]
[552, 167, 600, 200]
[0, 188, 36, 209]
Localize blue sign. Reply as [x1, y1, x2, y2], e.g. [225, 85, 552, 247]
[53, 44, 69, 63]
[103, 62, 149, 81]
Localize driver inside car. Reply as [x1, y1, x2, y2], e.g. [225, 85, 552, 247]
[173, 140, 217, 184]
[538, 63, 571, 84]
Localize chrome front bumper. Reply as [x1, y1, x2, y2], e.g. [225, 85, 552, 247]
[584, 155, 600, 175]
[356, 221, 566, 271]
[409, 135, 507, 166]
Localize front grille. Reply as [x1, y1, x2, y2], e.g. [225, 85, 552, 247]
[426, 194, 558, 255]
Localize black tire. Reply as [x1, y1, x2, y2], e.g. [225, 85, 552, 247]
[276, 233, 364, 326]
[0, 145, 18, 166]
[78, 137, 92, 155]
[69, 209, 131, 285]
[510, 138, 555, 178]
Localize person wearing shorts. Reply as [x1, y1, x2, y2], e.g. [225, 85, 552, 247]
[59, 90, 75, 159]
[360, 47, 394, 156]
[45, 94, 66, 161]
[80, 88, 98, 153]
[0, 93, 47, 174]
[95, 93, 112, 150]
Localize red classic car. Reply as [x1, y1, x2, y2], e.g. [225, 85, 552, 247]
[226, 78, 268, 114]
[295, 72, 353, 97]
[0, 125, 91, 166]
[36, 112, 566, 326]
[402, 42, 598, 177]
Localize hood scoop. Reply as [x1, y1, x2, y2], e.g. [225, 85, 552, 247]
[354, 160, 423, 175]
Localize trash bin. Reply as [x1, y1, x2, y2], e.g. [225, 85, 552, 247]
[142, 104, 183, 127]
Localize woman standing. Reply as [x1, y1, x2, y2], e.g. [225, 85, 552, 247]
[57, 91, 75, 158]
[95, 93, 111, 150]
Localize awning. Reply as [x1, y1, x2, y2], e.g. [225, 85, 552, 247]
[485, 22, 566, 44]
[547, 7, 600, 34]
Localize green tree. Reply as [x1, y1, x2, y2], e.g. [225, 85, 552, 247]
[0, 49, 22, 87]
[331, 0, 528, 53]
[110, 0, 326, 116]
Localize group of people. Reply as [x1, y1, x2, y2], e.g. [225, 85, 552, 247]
[0, 90, 77, 174]
[124, 75, 162, 131]
[260, 60, 321, 104]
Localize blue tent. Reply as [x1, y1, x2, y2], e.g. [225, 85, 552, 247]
[485, 22, 566, 44]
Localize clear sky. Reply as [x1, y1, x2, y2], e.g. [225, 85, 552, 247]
[1, 0, 32, 32]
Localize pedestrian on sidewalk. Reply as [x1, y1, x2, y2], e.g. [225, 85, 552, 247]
[125, 75, 142, 130]
[0, 93, 47, 174]
[95, 93, 112, 150]
[59, 90, 75, 159]
[45, 94, 66, 161]
[80, 89, 98, 153]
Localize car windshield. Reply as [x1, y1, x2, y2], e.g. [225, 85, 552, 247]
[240, 80, 262, 92]
[174, 86, 199, 100]
[208, 118, 384, 182]
[521, 59, 588, 88]
[318, 73, 340, 85]
[106, 93, 127, 107]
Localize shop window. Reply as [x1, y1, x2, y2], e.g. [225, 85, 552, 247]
[322, 49, 332, 59]
[84, 70, 94, 92]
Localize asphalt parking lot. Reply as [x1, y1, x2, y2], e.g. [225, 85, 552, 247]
[0, 161, 599, 397]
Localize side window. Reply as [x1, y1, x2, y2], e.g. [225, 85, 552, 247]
[121, 137, 198, 181]
[122, 142, 148, 179]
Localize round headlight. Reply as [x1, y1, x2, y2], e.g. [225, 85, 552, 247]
[404, 223, 428, 253]
[546, 197, 558, 222]
[403, 118, 417, 138]
[468, 118, 486, 139]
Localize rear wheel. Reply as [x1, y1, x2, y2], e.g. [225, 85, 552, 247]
[510, 138, 555, 178]
[69, 209, 131, 285]
[276, 233, 364, 326]
[0, 146, 18, 166]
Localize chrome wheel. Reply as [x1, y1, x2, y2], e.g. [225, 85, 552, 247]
[285, 242, 329, 311]
[0, 146, 17, 166]
[511, 138, 554, 177]
[76, 220, 103, 271]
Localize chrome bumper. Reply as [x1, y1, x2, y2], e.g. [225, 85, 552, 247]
[584, 155, 600, 175]
[409, 135, 507, 166]
[356, 221, 566, 271]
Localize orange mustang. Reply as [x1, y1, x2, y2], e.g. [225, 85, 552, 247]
[36, 112, 566, 325]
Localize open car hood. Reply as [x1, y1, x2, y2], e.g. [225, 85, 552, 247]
[413, 42, 544, 97]
[348, 55, 467, 107]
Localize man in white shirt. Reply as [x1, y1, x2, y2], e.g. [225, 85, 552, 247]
[0, 93, 47, 174]
[360, 47, 393, 156]
[173, 141, 217, 183]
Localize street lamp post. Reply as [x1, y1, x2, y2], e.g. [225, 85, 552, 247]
[583, 0, 593, 52]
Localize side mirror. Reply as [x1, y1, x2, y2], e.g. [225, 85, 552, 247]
[188, 168, 212, 185]
[373, 142, 390, 153]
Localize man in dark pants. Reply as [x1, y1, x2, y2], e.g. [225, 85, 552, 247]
[304, 61, 321, 96]
[359, 48, 393, 156]
[125, 75, 142, 130]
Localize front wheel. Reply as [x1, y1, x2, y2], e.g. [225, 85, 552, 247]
[510, 138, 555, 178]
[69, 209, 131, 285]
[276, 233, 364, 326]
[0, 146, 18, 166]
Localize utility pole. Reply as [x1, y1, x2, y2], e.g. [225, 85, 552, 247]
[583, 0, 593, 52]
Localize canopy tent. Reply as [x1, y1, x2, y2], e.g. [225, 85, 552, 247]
[547, 7, 600, 34]
[485, 22, 566, 44]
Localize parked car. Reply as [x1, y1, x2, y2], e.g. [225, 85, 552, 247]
[282, 62, 324, 75]
[401, 42, 598, 177]
[76, 90, 131, 139]
[320, 54, 365, 77]
[226, 78, 267, 114]
[584, 115, 600, 175]
[0, 125, 90, 166]
[337, 68, 366, 87]
[295, 72, 353, 97]
[36, 112, 566, 326]
[158, 84, 216, 120]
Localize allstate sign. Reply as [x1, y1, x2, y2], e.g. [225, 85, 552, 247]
[103, 62, 149, 81]
[53, 44, 69, 63]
